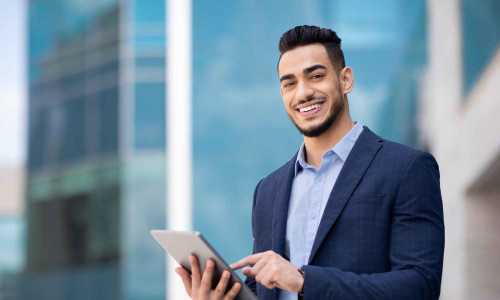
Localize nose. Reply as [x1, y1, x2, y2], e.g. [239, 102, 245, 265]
[295, 80, 314, 102]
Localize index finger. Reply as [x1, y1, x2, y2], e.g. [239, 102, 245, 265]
[230, 253, 264, 270]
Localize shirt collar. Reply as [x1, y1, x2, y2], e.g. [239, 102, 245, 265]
[294, 121, 364, 177]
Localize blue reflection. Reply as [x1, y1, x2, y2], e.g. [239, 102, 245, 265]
[462, 0, 500, 94]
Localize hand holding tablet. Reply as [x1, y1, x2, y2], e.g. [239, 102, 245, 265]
[175, 254, 242, 299]
[151, 230, 257, 300]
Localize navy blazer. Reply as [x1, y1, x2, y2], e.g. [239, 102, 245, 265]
[245, 127, 444, 300]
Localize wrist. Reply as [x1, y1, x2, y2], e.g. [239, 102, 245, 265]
[297, 266, 305, 295]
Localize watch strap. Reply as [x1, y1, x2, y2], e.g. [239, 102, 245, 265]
[298, 266, 305, 298]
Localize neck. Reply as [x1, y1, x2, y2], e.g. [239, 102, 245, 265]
[303, 112, 354, 169]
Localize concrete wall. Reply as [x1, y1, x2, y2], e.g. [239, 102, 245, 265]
[0, 164, 24, 215]
[422, 0, 500, 298]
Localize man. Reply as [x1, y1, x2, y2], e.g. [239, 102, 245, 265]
[176, 25, 444, 300]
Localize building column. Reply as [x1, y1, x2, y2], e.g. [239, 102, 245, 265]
[166, 0, 193, 299]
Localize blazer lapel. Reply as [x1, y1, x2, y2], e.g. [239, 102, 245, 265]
[308, 127, 383, 264]
[271, 153, 297, 258]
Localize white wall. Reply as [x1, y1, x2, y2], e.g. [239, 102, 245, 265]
[0, 164, 24, 215]
[422, 0, 500, 298]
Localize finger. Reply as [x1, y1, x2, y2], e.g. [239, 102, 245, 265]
[214, 270, 230, 296]
[255, 262, 277, 290]
[254, 262, 269, 285]
[224, 282, 241, 300]
[190, 254, 201, 291]
[200, 259, 215, 293]
[231, 252, 263, 270]
[241, 255, 267, 278]
[175, 267, 192, 297]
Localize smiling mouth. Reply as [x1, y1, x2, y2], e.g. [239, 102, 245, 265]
[298, 103, 322, 112]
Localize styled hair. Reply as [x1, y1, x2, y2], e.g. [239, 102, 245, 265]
[277, 25, 345, 73]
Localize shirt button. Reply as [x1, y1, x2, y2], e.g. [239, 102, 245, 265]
[311, 213, 317, 219]
[315, 175, 323, 182]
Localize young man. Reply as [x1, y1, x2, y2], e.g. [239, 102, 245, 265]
[176, 25, 444, 300]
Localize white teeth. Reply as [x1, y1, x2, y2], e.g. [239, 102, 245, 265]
[299, 103, 321, 112]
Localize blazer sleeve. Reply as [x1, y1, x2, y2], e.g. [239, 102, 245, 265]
[302, 152, 445, 300]
[244, 179, 263, 295]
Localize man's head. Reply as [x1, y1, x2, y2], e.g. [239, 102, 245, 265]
[278, 25, 345, 75]
[277, 25, 353, 138]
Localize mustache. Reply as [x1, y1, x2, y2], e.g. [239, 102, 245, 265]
[296, 96, 327, 106]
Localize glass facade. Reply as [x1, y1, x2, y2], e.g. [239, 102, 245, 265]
[25, 0, 166, 299]
[462, 0, 500, 94]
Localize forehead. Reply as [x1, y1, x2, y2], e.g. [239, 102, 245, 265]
[278, 44, 332, 76]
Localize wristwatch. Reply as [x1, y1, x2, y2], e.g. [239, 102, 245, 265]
[298, 266, 305, 297]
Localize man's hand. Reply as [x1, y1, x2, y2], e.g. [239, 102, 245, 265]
[231, 250, 304, 292]
[175, 254, 241, 300]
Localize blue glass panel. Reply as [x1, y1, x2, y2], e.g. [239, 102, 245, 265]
[20, 264, 120, 299]
[28, 0, 119, 81]
[28, 0, 54, 81]
[135, 57, 165, 68]
[100, 88, 119, 154]
[0, 216, 25, 272]
[100, 60, 120, 79]
[462, 0, 500, 94]
[59, 99, 86, 163]
[0, 216, 25, 297]
[134, 0, 165, 23]
[134, 82, 166, 150]
[134, 36, 166, 50]
[28, 108, 47, 171]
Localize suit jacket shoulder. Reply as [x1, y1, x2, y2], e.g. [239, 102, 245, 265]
[259, 153, 297, 189]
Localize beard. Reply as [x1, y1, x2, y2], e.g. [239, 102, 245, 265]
[288, 88, 345, 138]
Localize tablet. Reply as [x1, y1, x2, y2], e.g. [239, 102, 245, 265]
[151, 230, 257, 300]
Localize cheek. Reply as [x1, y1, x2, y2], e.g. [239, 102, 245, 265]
[317, 81, 338, 96]
[282, 94, 294, 108]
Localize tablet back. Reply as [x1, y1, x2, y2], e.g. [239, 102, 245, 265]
[151, 230, 257, 300]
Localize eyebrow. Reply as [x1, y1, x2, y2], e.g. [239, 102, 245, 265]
[304, 64, 327, 74]
[279, 64, 328, 82]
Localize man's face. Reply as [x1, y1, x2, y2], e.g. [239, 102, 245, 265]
[278, 44, 345, 137]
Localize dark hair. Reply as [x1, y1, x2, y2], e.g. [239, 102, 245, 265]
[277, 25, 345, 73]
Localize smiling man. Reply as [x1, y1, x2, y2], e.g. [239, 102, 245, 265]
[176, 25, 445, 300]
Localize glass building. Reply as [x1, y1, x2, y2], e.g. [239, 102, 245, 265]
[25, 0, 428, 299]
[462, 0, 500, 94]
[0, 215, 25, 298]
[25, 0, 166, 299]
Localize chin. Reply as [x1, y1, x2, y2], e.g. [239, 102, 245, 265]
[287, 108, 337, 137]
[300, 118, 326, 131]
[293, 111, 339, 137]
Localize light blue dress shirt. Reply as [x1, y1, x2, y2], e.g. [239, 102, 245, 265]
[279, 122, 364, 300]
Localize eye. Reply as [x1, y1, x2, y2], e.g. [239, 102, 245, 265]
[311, 74, 324, 79]
[283, 82, 295, 88]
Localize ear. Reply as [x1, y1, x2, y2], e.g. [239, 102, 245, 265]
[340, 67, 354, 94]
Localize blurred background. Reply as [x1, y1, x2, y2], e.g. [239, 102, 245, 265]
[0, 0, 499, 299]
